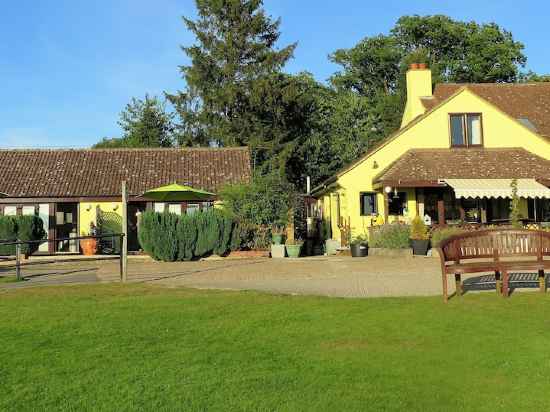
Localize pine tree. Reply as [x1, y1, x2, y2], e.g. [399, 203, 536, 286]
[167, 0, 299, 172]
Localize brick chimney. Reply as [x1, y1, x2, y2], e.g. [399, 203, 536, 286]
[401, 63, 432, 128]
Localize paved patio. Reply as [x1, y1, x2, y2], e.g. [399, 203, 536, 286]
[0, 255, 471, 298]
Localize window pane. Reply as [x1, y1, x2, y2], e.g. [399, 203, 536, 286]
[360, 193, 377, 216]
[168, 204, 181, 215]
[467, 114, 482, 145]
[154, 203, 165, 213]
[186, 204, 200, 215]
[3, 206, 17, 216]
[450, 115, 464, 146]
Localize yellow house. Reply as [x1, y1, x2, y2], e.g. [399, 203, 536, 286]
[313, 64, 550, 245]
[0, 148, 251, 254]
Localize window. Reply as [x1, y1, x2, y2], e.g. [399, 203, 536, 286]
[186, 203, 200, 215]
[168, 204, 182, 215]
[388, 192, 407, 215]
[450, 114, 483, 147]
[360, 192, 377, 216]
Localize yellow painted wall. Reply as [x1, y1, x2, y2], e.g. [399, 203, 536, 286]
[319, 87, 550, 242]
[79, 202, 123, 235]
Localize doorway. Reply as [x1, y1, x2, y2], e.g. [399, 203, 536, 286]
[128, 202, 147, 252]
[55, 203, 79, 253]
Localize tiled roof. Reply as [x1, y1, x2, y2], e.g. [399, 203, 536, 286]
[374, 148, 550, 185]
[0, 148, 251, 198]
[421, 83, 550, 137]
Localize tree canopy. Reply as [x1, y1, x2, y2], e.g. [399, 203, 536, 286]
[92, 6, 545, 190]
[94, 95, 175, 149]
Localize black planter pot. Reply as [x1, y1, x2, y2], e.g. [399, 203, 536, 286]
[350, 243, 368, 257]
[411, 239, 430, 256]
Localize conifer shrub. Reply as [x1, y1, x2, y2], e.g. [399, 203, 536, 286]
[0, 215, 46, 256]
[138, 209, 236, 261]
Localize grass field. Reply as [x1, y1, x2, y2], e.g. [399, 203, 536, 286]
[2, 284, 550, 411]
[0, 275, 18, 284]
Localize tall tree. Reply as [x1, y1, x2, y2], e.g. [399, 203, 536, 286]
[93, 95, 175, 148]
[324, 15, 528, 171]
[167, 0, 296, 150]
[392, 15, 526, 83]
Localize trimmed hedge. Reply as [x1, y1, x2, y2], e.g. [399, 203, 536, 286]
[0, 215, 46, 256]
[138, 209, 235, 262]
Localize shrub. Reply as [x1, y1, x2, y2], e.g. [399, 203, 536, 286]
[410, 216, 429, 240]
[219, 173, 296, 227]
[229, 221, 270, 251]
[138, 209, 236, 262]
[369, 223, 410, 249]
[0, 216, 18, 255]
[0, 215, 46, 256]
[430, 227, 465, 247]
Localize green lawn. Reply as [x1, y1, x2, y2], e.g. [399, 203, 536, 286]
[0, 275, 18, 284]
[2, 285, 550, 411]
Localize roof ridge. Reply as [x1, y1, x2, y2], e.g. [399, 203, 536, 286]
[437, 82, 550, 87]
[0, 146, 249, 152]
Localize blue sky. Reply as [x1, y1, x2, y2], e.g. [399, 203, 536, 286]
[1, 0, 548, 148]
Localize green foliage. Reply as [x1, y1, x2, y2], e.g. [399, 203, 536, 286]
[167, 0, 296, 151]
[0, 216, 18, 255]
[369, 224, 410, 249]
[176, 215, 197, 261]
[410, 216, 429, 240]
[93, 95, 175, 148]
[0, 215, 46, 256]
[509, 178, 522, 228]
[327, 15, 528, 163]
[219, 174, 296, 227]
[430, 227, 465, 247]
[350, 235, 368, 245]
[138, 209, 235, 262]
[392, 15, 526, 83]
[229, 222, 270, 251]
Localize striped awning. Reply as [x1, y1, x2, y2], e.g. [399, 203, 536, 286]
[444, 179, 550, 199]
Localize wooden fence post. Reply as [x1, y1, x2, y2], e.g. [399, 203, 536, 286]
[15, 242, 21, 281]
[121, 181, 128, 282]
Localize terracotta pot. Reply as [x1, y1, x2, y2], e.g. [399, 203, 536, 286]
[418, 63, 427, 69]
[410, 63, 420, 70]
[80, 238, 98, 256]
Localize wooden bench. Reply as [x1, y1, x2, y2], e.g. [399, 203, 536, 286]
[437, 229, 550, 302]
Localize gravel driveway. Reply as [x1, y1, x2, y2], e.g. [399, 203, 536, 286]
[1, 255, 501, 298]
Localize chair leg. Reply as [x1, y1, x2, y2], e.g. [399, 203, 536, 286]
[455, 273, 462, 297]
[495, 271, 501, 295]
[539, 270, 546, 293]
[502, 270, 509, 298]
[442, 273, 448, 303]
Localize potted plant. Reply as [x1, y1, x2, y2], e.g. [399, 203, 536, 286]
[410, 216, 430, 256]
[285, 239, 303, 258]
[350, 235, 368, 257]
[271, 225, 285, 245]
[80, 222, 98, 256]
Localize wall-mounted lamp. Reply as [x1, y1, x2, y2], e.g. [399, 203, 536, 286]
[384, 186, 392, 194]
[113, 204, 119, 211]
[85, 204, 92, 212]
[373, 160, 379, 169]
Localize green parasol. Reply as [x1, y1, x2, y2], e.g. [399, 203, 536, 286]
[142, 183, 215, 202]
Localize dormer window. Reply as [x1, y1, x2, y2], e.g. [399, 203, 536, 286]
[450, 114, 483, 147]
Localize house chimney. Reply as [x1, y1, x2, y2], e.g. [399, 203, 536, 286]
[400, 63, 432, 128]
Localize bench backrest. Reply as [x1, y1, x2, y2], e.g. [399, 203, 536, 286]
[438, 229, 550, 264]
